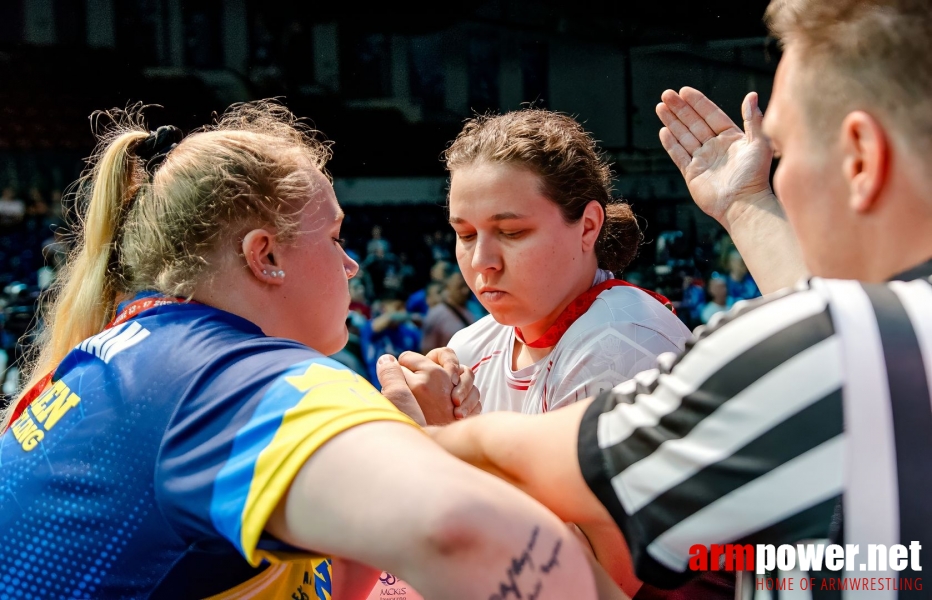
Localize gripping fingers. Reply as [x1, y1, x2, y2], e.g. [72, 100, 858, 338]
[453, 386, 482, 419]
[425, 347, 461, 387]
[451, 364, 474, 406]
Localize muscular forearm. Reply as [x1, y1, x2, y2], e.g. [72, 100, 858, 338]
[429, 401, 611, 526]
[430, 411, 632, 599]
[426, 415, 524, 487]
[723, 191, 808, 294]
[269, 421, 602, 599]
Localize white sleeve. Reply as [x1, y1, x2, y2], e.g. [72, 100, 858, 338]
[545, 321, 684, 412]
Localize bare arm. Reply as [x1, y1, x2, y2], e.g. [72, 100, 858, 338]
[656, 87, 807, 293]
[268, 421, 605, 599]
[426, 401, 639, 596]
[266, 364, 614, 600]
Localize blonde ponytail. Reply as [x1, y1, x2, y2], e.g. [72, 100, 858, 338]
[2, 101, 332, 430]
[2, 129, 147, 429]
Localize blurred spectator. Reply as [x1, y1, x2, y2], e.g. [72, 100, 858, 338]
[406, 259, 453, 317]
[38, 228, 69, 290]
[0, 187, 25, 227]
[424, 282, 444, 309]
[337, 279, 370, 379]
[361, 289, 421, 383]
[424, 230, 452, 262]
[676, 272, 707, 330]
[421, 270, 477, 352]
[361, 234, 400, 298]
[349, 277, 371, 319]
[383, 251, 416, 294]
[725, 250, 761, 301]
[26, 188, 49, 219]
[700, 276, 734, 325]
[366, 225, 391, 257]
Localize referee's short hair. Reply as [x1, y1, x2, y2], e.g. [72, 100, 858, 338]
[766, 0, 932, 153]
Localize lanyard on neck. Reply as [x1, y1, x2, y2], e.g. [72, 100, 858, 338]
[515, 279, 674, 349]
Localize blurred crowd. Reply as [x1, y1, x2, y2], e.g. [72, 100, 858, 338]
[0, 180, 760, 394]
[333, 225, 488, 383]
[0, 183, 69, 397]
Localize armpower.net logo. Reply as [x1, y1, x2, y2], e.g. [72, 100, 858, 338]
[688, 543, 923, 592]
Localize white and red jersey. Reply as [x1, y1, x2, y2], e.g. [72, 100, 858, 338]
[448, 271, 691, 414]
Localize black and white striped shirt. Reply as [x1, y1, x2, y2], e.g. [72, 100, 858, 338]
[578, 261, 932, 599]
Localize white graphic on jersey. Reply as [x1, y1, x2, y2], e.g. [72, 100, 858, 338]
[77, 321, 151, 363]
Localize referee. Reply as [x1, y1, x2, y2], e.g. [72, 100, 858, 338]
[379, 0, 932, 597]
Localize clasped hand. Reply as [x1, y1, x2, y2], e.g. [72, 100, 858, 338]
[376, 347, 481, 426]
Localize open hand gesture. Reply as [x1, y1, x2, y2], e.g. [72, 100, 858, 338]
[656, 87, 775, 227]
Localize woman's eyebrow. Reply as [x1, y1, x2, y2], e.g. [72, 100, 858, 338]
[488, 212, 526, 222]
[449, 212, 527, 225]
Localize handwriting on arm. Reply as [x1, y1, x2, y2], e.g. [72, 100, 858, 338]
[489, 526, 565, 600]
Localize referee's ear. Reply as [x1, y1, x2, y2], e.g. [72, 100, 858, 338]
[840, 110, 889, 215]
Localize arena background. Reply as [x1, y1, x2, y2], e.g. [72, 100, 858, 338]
[0, 0, 775, 400]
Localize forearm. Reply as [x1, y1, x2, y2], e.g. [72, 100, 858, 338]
[577, 522, 642, 597]
[269, 421, 601, 599]
[426, 414, 524, 487]
[723, 191, 808, 294]
[428, 401, 609, 526]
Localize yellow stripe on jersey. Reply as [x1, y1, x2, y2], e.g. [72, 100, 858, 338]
[239, 363, 419, 567]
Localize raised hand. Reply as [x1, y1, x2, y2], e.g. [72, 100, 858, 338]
[656, 87, 775, 227]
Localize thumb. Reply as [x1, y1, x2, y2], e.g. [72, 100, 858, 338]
[376, 354, 407, 393]
[742, 92, 765, 143]
[376, 354, 426, 426]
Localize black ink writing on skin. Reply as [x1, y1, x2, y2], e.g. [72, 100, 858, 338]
[489, 576, 522, 600]
[490, 527, 539, 600]
[527, 580, 544, 600]
[540, 540, 562, 574]
[510, 526, 538, 576]
[489, 527, 565, 600]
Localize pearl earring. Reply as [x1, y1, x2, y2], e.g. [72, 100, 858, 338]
[277, 270, 285, 278]
[262, 270, 268, 275]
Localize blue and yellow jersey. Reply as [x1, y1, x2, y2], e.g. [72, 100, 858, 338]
[0, 293, 416, 599]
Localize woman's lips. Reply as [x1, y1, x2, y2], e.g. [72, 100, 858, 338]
[479, 289, 507, 303]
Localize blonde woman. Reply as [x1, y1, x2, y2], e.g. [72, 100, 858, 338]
[0, 104, 618, 599]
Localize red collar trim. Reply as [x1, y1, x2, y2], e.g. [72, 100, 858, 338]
[515, 279, 675, 349]
[4, 295, 191, 433]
